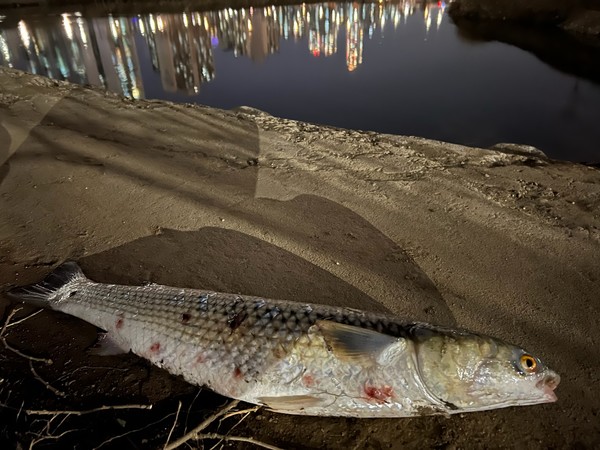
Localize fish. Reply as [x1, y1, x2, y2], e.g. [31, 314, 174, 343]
[7, 262, 560, 417]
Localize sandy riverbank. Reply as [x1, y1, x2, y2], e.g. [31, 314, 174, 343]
[1, 67, 599, 448]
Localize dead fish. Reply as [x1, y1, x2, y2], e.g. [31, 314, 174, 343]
[8, 262, 559, 417]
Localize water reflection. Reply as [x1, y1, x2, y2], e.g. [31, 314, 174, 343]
[450, 13, 600, 86]
[0, 1, 448, 97]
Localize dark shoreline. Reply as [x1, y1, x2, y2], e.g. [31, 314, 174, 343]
[450, 14, 600, 86]
[449, 0, 600, 41]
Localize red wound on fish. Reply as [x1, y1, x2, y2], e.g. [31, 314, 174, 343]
[233, 367, 243, 379]
[150, 342, 161, 353]
[115, 318, 124, 330]
[364, 384, 394, 403]
[302, 374, 315, 387]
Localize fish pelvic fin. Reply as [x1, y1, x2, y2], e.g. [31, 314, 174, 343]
[258, 395, 324, 412]
[7, 261, 86, 307]
[89, 332, 130, 356]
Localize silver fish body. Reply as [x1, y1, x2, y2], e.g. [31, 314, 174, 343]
[8, 262, 560, 417]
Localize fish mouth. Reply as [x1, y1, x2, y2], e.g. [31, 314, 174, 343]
[537, 371, 560, 403]
[543, 389, 557, 403]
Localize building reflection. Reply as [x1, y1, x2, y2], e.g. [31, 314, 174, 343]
[0, 1, 450, 97]
[142, 13, 215, 94]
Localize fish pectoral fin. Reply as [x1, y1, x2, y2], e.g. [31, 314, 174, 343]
[88, 332, 130, 356]
[316, 320, 404, 364]
[258, 395, 323, 411]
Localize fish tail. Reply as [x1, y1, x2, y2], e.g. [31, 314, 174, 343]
[7, 261, 86, 307]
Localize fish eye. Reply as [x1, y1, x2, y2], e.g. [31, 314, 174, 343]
[519, 354, 538, 373]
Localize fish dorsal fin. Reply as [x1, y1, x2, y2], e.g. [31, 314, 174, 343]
[316, 320, 404, 363]
[258, 395, 324, 411]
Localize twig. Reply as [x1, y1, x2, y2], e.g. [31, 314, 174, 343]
[197, 433, 283, 450]
[26, 404, 153, 416]
[210, 406, 261, 450]
[5, 309, 43, 329]
[219, 405, 261, 441]
[0, 307, 21, 336]
[2, 341, 52, 364]
[219, 405, 260, 422]
[163, 399, 239, 450]
[16, 399, 25, 421]
[183, 389, 202, 434]
[93, 409, 178, 450]
[227, 409, 256, 434]
[52, 413, 72, 435]
[208, 438, 221, 450]
[0, 307, 52, 364]
[164, 401, 182, 449]
[26, 409, 77, 449]
[0, 401, 17, 412]
[29, 361, 65, 397]
[28, 428, 78, 450]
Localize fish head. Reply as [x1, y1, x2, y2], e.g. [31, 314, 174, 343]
[414, 328, 560, 413]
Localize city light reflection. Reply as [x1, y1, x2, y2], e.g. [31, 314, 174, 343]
[0, 1, 449, 97]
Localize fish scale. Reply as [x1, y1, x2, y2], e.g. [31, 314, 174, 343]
[64, 279, 361, 384]
[8, 262, 560, 417]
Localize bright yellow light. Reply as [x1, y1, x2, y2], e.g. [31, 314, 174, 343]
[76, 17, 87, 46]
[18, 20, 31, 48]
[0, 34, 12, 66]
[62, 14, 74, 40]
[109, 18, 118, 37]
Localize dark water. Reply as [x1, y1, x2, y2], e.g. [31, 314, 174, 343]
[1, 1, 599, 163]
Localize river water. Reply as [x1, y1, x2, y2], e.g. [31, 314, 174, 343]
[1, 1, 599, 162]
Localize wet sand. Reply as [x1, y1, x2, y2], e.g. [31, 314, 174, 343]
[1, 67, 599, 448]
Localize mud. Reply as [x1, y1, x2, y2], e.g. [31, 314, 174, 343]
[1, 67, 600, 448]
